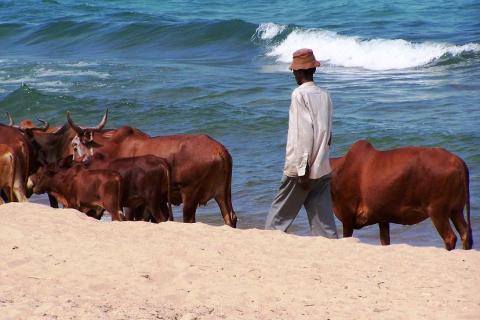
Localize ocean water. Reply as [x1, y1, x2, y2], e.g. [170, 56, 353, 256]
[1, 0, 479, 249]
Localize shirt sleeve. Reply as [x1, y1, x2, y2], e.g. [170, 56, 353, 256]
[327, 93, 333, 144]
[292, 90, 314, 177]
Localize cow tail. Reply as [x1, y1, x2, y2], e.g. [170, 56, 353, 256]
[464, 161, 472, 246]
[165, 163, 173, 221]
[115, 174, 124, 221]
[9, 152, 15, 202]
[220, 147, 236, 227]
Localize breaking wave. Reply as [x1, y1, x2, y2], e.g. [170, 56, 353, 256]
[255, 23, 480, 70]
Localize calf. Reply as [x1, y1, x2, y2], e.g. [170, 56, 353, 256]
[29, 163, 124, 221]
[0, 144, 16, 204]
[83, 153, 173, 222]
[331, 140, 472, 250]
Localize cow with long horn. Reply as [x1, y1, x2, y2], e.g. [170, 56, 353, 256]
[6, 112, 50, 132]
[68, 110, 237, 227]
[5, 113, 75, 207]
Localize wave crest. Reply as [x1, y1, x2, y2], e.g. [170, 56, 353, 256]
[257, 23, 480, 70]
[254, 22, 286, 40]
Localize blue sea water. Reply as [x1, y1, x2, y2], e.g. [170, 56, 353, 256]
[0, 0, 479, 248]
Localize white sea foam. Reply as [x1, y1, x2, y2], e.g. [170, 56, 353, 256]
[34, 80, 68, 88]
[63, 61, 99, 68]
[0, 74, 69, 93]
[255, 23, 286, 40]
[0, 76, 36, 85]
[261, 25, 480, 71]
[35, 68, 110, 79]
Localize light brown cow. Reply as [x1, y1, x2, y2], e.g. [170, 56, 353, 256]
[4, 113, 59, 205]
[0, 124, 36, 202]
[29, 162, 124, 221]
[0, 144, 16, 204]
[330, 140, 472, 250]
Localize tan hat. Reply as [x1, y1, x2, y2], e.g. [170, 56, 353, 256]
[289, 48, 321, 70]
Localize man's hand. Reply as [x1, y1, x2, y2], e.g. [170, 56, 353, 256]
[298, 163, 310, 189]
[298, 175, 310, 190]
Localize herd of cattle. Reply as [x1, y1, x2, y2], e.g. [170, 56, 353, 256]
[0, 110, 473, 250]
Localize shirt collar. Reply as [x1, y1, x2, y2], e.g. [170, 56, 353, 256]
[299, 81, 315, 88]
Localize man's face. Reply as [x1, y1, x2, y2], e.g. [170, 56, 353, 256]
[293, 69, 303, 85]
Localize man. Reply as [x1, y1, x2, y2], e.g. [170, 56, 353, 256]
[265, 48, 338, 238]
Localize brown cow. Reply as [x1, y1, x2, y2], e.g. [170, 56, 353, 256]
[4, 113, 61, 206]
[6, 112, 58, 133]
[29, 162, 124, 221]
[68, 110, 237, 227]
[0, 144, 16, 204]
[81, 152, 173, 222]
[330, 140, 472, 250]
[0, 124, 37, 202]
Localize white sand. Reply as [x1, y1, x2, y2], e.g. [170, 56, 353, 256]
[0, 202, 479, 319]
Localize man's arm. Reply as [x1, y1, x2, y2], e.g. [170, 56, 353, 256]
[293, 91, 314, 178]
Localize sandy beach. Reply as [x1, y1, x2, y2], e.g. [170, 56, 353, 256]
[0, 202, 479, 319]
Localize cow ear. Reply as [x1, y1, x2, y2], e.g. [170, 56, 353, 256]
[85, 130, 94, 143]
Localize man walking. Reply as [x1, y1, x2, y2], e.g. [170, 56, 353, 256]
[265, 48, 338, 238]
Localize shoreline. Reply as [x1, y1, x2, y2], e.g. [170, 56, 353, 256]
[28, 194, 479, 250]
[1, 202, 479, 319]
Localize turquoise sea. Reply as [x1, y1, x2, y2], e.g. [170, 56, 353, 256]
[1, 0, 479, 248]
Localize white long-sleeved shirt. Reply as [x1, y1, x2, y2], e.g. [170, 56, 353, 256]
[283, 81, 332, 179]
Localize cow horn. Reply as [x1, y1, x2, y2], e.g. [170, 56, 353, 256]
[67, 111, 84, 134]
[36, 119, 49, 131]
[93, 109, 108, 130]
[6, 112, 14, 126]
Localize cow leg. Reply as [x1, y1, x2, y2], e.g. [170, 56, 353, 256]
[124, 207, 137, 221]
[430, 212, 457, 250]
[145, 197, 167, 223]
[450, 210, 472, 250]
[85, 209, 102, 220]
[12, 180, 27, 202]
[182, 202, 197, 223]
[110, 209, 124, 221]
[379, 222, 390, 245]
[181, 191, 198, 223]
[155, 202, 170, 223]
[12, 163, 27, 202]
[102, 179, 124, 221]
[1, 188, 13, 202]
[0, 190, 7, 203]
[130, 205, 150, 222]
[142, 209, 153, 222]
[215, 195, 236, 228]
[341, 217, 354, 238]
[144, 208, 157, 222]
[124, 207, 132, 221]
[103, 200, 123, 221]
[48, 193, 59, 208]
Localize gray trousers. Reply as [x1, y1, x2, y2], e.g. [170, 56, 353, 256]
[265, 173, 338, 238]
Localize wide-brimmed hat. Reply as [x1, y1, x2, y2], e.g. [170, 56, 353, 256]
[289, 48, 321, 70]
